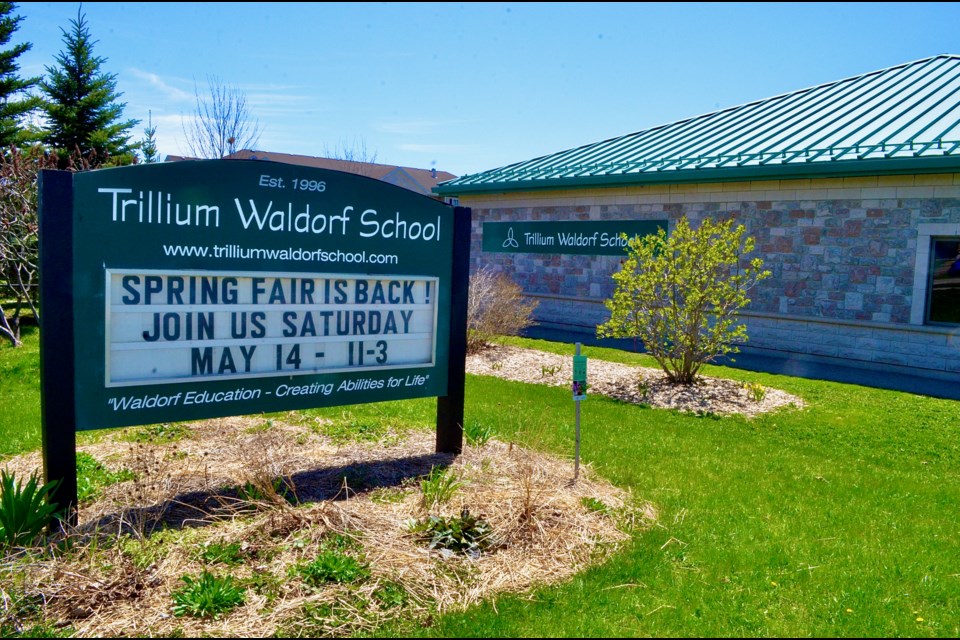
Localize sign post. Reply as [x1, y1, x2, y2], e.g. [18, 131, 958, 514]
[572, 343, 587, 481]
[38, 160, 469, 517]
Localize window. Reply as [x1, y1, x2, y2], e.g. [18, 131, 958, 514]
[927, 238, 960, 325]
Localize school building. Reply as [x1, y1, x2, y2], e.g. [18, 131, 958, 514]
[435, 54, 960, 384]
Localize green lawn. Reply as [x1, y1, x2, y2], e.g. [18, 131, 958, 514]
[2, 333, 958, 637]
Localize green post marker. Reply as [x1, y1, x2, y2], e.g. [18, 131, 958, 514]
[572, 343, 587, 481]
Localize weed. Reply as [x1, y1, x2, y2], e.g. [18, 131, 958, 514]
[244, 569, 282, 603]
[244, 418, 273, 434]
[742, 380, 767, 402]
[124, 423, 190, 444]
[294, 550, 370, 586]
[76, 451, 134, 501]
[171, 571, 245, 619]
[0, 470, 60, 548]
[373, 581, 409, 608]
[237, 477, 298, 506]
[636, 378, 651, 399]
[540, 364, 561, 377]
[419, 466, 462, 509]
[369, 487, 409, 504]
[407, 509, 494, 556]
[464, 418, 493, 447]
[581, 497, 610, 514]
[319, 531, 363, 554]
[491, 360, 504, 371]
[198, 541, 244, 566]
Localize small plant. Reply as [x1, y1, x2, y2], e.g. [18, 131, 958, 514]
[171, 571, 245, 619]
[318, 531, 363, 554]
[0, 470, 60, 548]
[420, 466, 462, 509]
[540, 364, 561, 377]
[374, 581, 409, 608]
[199, 541, 245, 566]
[491, 360, 504, 371]
[742, 380, 767, 402]
[369, 487, 409, 504]
[76, 451, 134, 501]
[237, 476, 297, 506]
[125, 422, 190, 444]
[407, 508, 494, 556]
[581, 497, 610, 514]
[294, 550, 370, 586]
[636, 378, 651, 399]
[464, 419, 493, 447]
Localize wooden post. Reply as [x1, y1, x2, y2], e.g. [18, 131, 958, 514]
[38, 170, 78, 525]
[436, 206, 471, 454]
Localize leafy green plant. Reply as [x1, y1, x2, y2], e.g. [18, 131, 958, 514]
[76, 451, 134, 501]
[580, 497, 610, 514]
[374, 581, 409, 608]
[407, 509, 494, 556]
[171, 571, 245, 619]
[319, 531, 363, 554]
[598, 216, 771, 385]
[0, 470, 60, 548]
[420, 466, 462, 509]
[294, 550, 370, 586]
[464, 419, 494, 447]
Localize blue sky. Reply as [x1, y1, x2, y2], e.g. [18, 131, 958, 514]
[13, 2, 960, 177]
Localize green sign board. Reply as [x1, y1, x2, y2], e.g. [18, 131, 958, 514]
[52, 160, 457, 430]
[482, 220, 666, 255]
[572, 354, 587, 400]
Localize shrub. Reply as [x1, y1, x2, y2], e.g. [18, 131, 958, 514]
[467, 266, 538, 354]
[598, 216, 770, 385]
[0, 470, 60, 548]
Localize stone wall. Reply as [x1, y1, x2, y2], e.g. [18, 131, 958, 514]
[459, 173, 960, 375]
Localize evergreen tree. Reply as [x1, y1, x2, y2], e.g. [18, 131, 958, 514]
[40, 8, 138, 166]
[140, 110, 159, 163]
[0, 2, 42, 146]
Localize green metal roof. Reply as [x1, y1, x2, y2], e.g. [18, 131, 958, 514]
[436, 54, 960, 195]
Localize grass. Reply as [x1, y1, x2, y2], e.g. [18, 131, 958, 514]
[0, 327, 41, 456]
[1, 334, 959, 636]
[383, 338, 960, 638]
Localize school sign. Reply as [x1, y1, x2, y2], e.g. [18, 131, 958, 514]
[39, 160, 470, 512]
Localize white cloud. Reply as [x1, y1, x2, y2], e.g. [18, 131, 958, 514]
[127, 68, 193, 102]
[397, 143, 473, 153]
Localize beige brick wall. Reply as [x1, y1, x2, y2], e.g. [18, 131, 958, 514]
[457, 172, 960, 375]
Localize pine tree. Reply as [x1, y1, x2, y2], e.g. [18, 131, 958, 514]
[40, 8, 138, 166]
[140, 110, 159, 163]
[0, 2, 41, 146]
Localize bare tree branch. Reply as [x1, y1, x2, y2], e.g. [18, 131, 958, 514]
[182, 76, 262, 159]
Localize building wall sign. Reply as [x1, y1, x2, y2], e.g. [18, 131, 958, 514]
[482, 220, 667, 255]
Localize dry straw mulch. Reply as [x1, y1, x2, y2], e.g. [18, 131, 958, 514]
[466, 344, 805, 418]
[1, 417, 650, 638]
